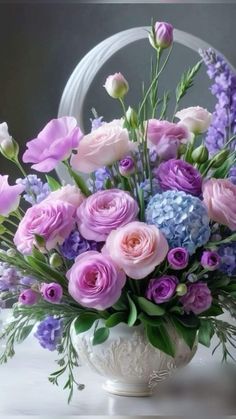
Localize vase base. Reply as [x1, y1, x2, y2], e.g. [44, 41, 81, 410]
[103, 380, 152, 397]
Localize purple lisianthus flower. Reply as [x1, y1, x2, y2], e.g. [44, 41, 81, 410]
[60, 230, 99, 260]
[67, 251, 126, 310]
[146, 275, 179, 304]
[0, 175, 24, 217]
[19, 289, 39, 306]
[34, 316, 63, 351]
[155, 159, 202, 196]
[40, 283, 63, 304]
[151, 21, 174, 50]
[180, 282, 212, 315]
[201, 251, 221, 271]
[167, 247, 189, 270]
[119, 156, 135, 177]
[23, 117, 83, 173]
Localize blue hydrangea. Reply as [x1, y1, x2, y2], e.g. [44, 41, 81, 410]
[16, 175, 50, 205]
[218, 242, 236, 276]
[145, 190, 211, 255]
[139, 178, 161, 202]
[34, 316, 63, 351]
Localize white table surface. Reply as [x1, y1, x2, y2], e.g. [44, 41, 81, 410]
[0, 310, 236, 417]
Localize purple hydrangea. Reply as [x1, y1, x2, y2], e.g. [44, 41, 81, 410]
[16, 175, 50, 205]
[34, 316, 63, 351]
[60, 230, 100, 260]
[218, 242, 236, 276]
[200, 48, 236, 155]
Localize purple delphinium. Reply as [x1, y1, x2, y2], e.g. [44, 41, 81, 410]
[34, 316, 63, 351]
[218, 242, 236, 276]
[200, 48, 236, 155]
[16, 175, 50, 205]
[90, 116, 104, 131]
[60, 230, 100, 260]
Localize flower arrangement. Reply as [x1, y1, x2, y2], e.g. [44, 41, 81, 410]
[0, 21, 236, 402]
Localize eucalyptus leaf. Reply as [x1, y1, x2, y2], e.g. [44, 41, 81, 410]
[105, 312, 127, 328]
[198, 319, 215, 348]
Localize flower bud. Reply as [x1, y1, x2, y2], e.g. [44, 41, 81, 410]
[192, 145, 209, 164]
[6, 248, 17, 257]
[176, 284, 187, 296]
[126, 107, 138, 129]
[19, 289, 39, 306]
[177, 143, 187, 157]
[149, 21, 174, 50]
[119, 156, 135, 177]
[104, 73, 129, 99]
[49, 253, 63, 268]
[210, 149, 230, 168]
[0, 122, 19, 160]
[201, 251, 221, 271]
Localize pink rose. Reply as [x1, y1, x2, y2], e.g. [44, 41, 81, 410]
[0, 175, 24, 217]
[103, 221, 169, 280]
[147, 119, 191, 160]
[14, 200, 76, 255]
[71, 120, 136, 173]
[67, 251, 126, 310]
[77, 189, 139, 242]
[43, 185, 84, 208]
[203, 178, 236, 230]
[23, 117, 83, 172]
[176, 106, 212, 134]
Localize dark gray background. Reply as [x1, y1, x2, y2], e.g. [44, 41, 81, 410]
[0, 2, 236, 176]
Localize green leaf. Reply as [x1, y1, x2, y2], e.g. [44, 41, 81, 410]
[17, 324, 34, 343]
[105, 312, 127, 328]
[127, 294, 137, 326]
[25, 256, 66, 286]
[112, 294, 127, 311]
[74, 313, 98, 334]
[171, 316, 197, 350]
[146, 324, 175, 357]
[174, 313, 200, 329]
[201, 305, 224, 317]
[176, 60, 202, 103]
[137, 186, 145, 221]
[66, 164, 91, 197]
[45, 175, 61, 191]
[92, 327, 110, 345]
[198, 319, 215, 348]
[139, 313, 163, 327]
[32, 247, 47, 262]
[137, 297, 165, 317]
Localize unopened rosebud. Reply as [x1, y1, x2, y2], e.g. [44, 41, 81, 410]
[104, 73, 129, 99]
[149, 21, 174, 50]
[0, 122, 19, 160]
[126, 107, 138, 129]
[192, 145, 209, 164]
[176, 284, 187, 296]
[211, 149, 230, 168]
[119, 156, 135, 177]
[49, 253, 63, 268]
[177, 143, 187, 157]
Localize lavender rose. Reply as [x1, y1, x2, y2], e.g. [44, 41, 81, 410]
[180, 282, 212, 314]
[201, 251, 221, 271]
[14, 200, 76, 255]
[146, 275, 179, 304]
[155, 159, 202, 196]
[77, 189, 139, 242]
[41, 283, 63, 304]
[0, 175, 24, 217]
[167, 247, 189, 270]
[67, 251, 126, 310]
[23, 117, 82, 172]
[19, 289, 39, 306]
[119, 156, 135, 177]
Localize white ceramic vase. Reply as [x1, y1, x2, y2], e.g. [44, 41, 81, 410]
[71, 322, 197, 397]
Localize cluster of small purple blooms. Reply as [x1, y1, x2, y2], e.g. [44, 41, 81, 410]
[200, 48, 236, 155]
[16, 175, 50, 205]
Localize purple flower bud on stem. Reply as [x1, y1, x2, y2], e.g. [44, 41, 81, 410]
[19, 289, 39, 306]
[41, 282, 63, 304]
[201, 251, 221, 271]
[167, 247, 189, 270]
[119, 156, 135, 177]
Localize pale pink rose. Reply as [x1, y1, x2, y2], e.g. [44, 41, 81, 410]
[203, 179, 236, 230]
[71, 120, 136, 174]
[175, 106, 212, 134]
[103, 221, 169, 280]
[43, 185, 84, 208]
[0, 175, 24, 217]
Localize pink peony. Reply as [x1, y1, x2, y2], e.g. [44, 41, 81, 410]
[147, 119, 191, 160]
[43, 185, 84, 208]
[14, 200, 76, 255]
[23, 117, 83, 172]
[71, 120, 136, 173]
[67, 251, 126, 310]
[77, 189, 139, 242]
[103, 221, 169, 280]
[203, 179, 236, 230]
[0, 175, 24, 217]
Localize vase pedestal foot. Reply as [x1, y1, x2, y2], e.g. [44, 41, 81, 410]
[103, 380, 152, 397]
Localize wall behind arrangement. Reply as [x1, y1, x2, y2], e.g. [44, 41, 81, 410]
[0, 2, 236, 177]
